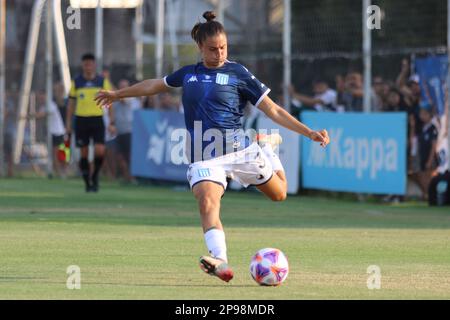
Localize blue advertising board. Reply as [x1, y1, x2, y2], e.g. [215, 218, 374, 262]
[131, 109, 188, 182]
[301, 112, 407, 194]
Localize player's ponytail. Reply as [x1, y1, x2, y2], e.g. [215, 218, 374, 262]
[191, 11, 226, 45]
[203, 11, 216, 22]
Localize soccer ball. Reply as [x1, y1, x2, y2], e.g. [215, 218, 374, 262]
[250, 248, 289, 286]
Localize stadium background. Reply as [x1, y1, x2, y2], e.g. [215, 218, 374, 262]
[0, 0, 450, 301]
[1, 0, 448, 194]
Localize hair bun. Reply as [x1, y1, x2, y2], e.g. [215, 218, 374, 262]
[203, 11, 216, 22]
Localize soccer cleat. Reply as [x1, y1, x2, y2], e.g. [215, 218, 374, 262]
[85, 185, 96, 193]
[91, 183, 99, 193]
[91, 177, 99, 193]
[199, 256, 234, 283]
[255, 133, 283, 151]
[85, 183, 92, 193]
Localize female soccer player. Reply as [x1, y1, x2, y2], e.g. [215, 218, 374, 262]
[95, 11, 329, 283]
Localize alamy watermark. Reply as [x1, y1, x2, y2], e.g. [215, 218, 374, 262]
[165, 121, 280, 164]
[66, 265, 81, 290]
[366, 265, 381, 289]
[66, 6, 81, 30]
[145, 120, 281, 166]
[367, 5, 381, 30]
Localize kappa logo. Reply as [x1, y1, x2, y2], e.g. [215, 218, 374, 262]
[187, 75, 198, 83]
[216, 73, 229, 85]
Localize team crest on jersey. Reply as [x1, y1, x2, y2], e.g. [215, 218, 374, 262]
[198, 168, 211, 178]
[216, 73, 229, 85]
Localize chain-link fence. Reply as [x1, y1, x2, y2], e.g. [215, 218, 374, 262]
[1, 0, 448, 180]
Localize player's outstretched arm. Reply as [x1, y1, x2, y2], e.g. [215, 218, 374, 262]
[94, 78, 168, 108]
[258, 95, 330, 147]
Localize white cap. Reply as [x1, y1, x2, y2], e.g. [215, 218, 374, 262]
[408, 74, 420, 84]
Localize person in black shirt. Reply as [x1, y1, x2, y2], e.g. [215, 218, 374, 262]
[416, 104, 438, 200]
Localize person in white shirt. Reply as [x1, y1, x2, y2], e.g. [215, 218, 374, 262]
[111, 79, 142, 182]
[32, 91, 68, 177]
[289, 79, 338, 112]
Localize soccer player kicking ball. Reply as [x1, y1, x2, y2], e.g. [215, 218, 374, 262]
[95, 11, 329, 283]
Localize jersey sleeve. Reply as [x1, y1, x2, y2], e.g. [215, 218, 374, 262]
[238, 65, 271, 108]
[164, 66, 191, 88]
[69, 80, 76, 99]
[103, 78, 112, 90]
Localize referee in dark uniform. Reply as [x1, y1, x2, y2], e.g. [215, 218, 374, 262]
[66, 53, 116, 192]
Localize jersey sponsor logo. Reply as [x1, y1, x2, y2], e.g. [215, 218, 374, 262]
[201, 74, 212, 83]
[216, 73, 229, 85]
[198, 168, 211, 178]
[187, 75, 198, 83]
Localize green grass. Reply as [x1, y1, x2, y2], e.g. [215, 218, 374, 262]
[0, 178, 449, 299]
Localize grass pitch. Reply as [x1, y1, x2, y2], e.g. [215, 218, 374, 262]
[0, 178, 449, 299]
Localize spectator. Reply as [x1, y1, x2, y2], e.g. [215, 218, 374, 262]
[288, 79, 338, 112]
[407, 107, 421, 176]
[102, 102, 118, 180]
[436, 92, 449, 174]
[384, 87, 407, 112]
[159, 92, 182, 112]
[414, 102, 439, 201]
[100, 69, 118, 180]
[340, 72, 364, 112]
[112, 79, 142, 182]
[275, 90, 303, 119]
[396, 59, 424, 138]
[335, 74, 347, 111]
[371, 76, 386, 112]
[396, 59, 421, 109]
[53, 82, 67, 126]
[31, 91, 68, 177]
[142, 95, 156, 109]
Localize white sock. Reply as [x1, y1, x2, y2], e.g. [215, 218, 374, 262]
[262, 144, 284, 172]
[204, 229, 228, 263]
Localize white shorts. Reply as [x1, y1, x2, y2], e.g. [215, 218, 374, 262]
[187, 142, 275, 190]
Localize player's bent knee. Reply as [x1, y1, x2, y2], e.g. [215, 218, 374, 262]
[198, 194, 220, 210]
[193, 183, 223, 210]
[270, 192, 287, 202]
